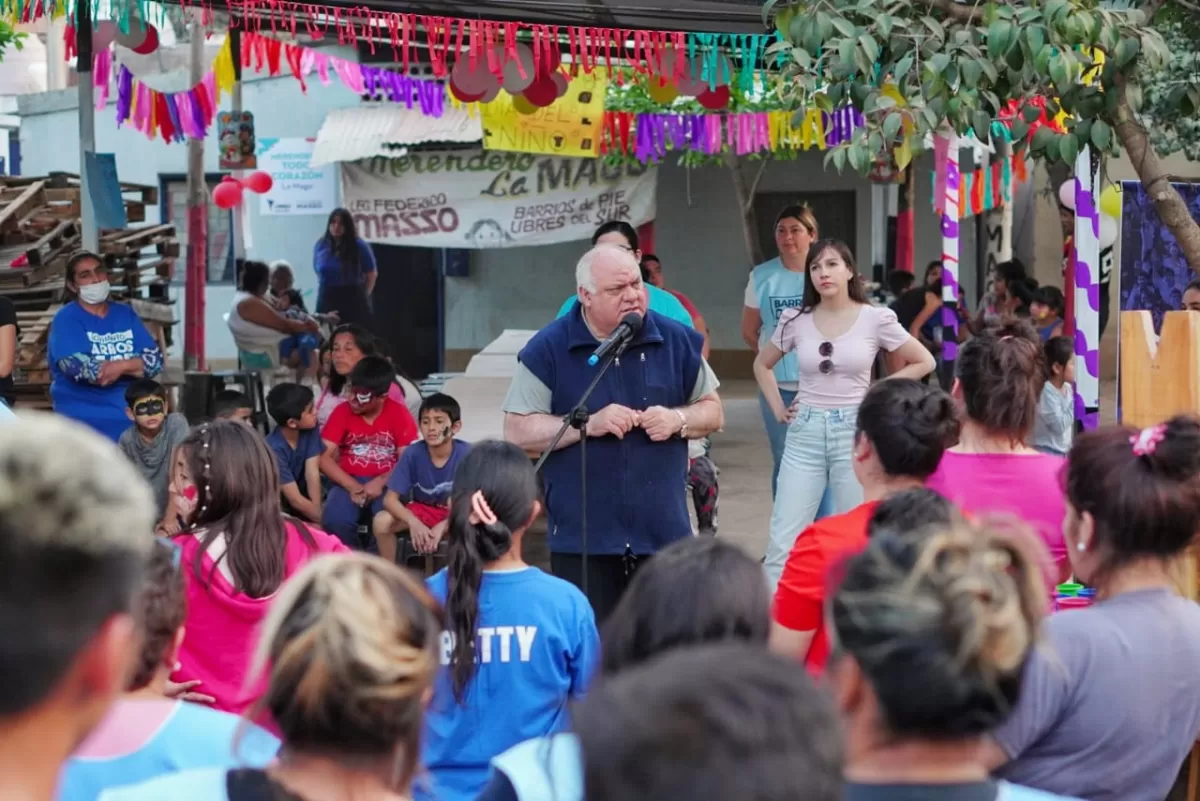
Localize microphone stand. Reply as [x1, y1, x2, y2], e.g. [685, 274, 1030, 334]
[533, 336, 631, 600]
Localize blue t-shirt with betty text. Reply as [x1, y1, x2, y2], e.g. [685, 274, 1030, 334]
[748, 257, 806, 386]
[418, 567, 599, 801]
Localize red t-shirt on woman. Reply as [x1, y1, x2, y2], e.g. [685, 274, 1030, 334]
[772, 501, 878, 674]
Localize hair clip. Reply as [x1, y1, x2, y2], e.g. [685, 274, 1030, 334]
[1130, 423, 1167, 457]
[468, 490, 498, 527]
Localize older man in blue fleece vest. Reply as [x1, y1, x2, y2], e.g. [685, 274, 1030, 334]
[503, 244, 724, 621]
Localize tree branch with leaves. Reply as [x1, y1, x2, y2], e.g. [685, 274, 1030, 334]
[765, 0, 1200, 271]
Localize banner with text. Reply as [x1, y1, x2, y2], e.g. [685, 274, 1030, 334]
[257, 138, 339, 216]
[341, 150, 657, 249]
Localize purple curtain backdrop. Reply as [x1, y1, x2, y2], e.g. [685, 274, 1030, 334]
[1119, 180, 1200, 332]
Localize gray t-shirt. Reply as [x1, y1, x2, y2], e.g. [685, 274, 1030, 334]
[118, 412, 190, 515]
[994, 588, 1200, 801]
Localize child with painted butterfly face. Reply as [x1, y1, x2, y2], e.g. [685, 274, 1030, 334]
[373, 393, 472, 564]
[119, 378, 190, 527]
[319, 355, 419, 550]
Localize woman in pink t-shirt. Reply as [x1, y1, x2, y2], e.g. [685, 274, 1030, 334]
[753, 239, 936, 588]
[166, 420, 347, 716]
[926, 320, 1069, 584]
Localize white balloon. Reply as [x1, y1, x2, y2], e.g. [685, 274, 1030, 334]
[1098, 215, 1119, 249]
[93, 20, 118, 50]
[500, 43, 536, 94]
[1058, 180, 1077, 211]
[114, 21, 148, 50]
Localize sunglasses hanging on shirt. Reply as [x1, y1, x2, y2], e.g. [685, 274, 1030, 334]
[818, 341, 834, 374]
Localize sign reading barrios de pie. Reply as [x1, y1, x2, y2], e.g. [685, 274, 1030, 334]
[341, 150, 657, 249]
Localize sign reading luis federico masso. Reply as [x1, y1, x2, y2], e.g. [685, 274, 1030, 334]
[341, 150, 657, 249]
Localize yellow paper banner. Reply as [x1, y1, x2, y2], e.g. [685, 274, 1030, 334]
[481, 69, 608, 158]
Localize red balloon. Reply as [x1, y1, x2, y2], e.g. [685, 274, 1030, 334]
[212, 181, 243, 210]
[449, 81, 486, 103]
[131, 24, 158, 55]
[523, 73, 558, 108]
[696, 84, 731, 110]
[243, 171, 273, 194]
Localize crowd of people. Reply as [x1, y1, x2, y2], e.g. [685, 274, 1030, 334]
[9, 205, 1200, 801]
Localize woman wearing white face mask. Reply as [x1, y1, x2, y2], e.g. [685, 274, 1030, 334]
[48, 250, 165, 441]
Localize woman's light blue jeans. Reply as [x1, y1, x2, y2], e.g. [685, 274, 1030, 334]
[759, 390, 834, 512]
[763, 403, 865, 590]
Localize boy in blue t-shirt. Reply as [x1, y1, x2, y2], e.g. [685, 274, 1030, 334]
[373, 393, 471, 564]
[265, 383, 323, 523]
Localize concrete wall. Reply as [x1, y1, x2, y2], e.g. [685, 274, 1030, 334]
[19, 69, 975, 372]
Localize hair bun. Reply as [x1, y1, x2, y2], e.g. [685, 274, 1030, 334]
[1143, 416, 1200, 480]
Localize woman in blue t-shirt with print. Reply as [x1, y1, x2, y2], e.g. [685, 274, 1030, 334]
[314, 208, 377, 331]
[421, 440, 599, 801]
[49, 251, 164, 441]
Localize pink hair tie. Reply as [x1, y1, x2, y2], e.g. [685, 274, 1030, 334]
[468, 490, 498, 527]
[1130, 424, 1167, 456]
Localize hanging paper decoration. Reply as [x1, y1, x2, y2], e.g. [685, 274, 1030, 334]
[130, 24, 159, 55]
[928, 155, 1023, 219]
[107, 36, 236, 143]
[242, 33, 446, 118]
[601, 107, 867, 162]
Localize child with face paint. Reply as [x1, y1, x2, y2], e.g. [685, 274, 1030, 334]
[118, 379, 190, 525]
[319, 356, 419, 550]
[373, 393, 472, 564]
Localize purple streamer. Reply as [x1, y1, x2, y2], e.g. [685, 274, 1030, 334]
[115, 65, 133, 127]
[165, 94, 182, 143]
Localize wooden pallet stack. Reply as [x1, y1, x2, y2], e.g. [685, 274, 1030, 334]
[0, 174, 180, 409]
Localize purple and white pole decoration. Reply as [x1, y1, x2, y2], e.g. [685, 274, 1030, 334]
[938, 132, 961, 388]
[1072, 147, 1101, 430]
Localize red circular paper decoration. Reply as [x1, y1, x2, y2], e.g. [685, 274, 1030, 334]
[243, 171, 274, 194]
[131, 23, 159, 54]
[212, 181, 243, 209]
[696, 84, 731, 110]
[449, 81, 485, 103]
[523, 73, 557, 107]
[501, 42, 537, 94]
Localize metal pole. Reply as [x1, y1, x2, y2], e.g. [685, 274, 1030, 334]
[184, 20, 207, 371]
[230, 28, 246, 267]
[77, 5, 98, 251]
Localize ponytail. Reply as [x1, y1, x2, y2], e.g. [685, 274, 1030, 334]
[444, 495, 513, 701]
[441, 441, 539, 703]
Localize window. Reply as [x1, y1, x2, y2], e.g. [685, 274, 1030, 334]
[160, 175, 235, 284]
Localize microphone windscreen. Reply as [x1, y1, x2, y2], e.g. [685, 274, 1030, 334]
[621, 312, 645, 333]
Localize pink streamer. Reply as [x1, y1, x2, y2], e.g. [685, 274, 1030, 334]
[933, 135, 950, 214]
[93, 48, 111, 109]
[331, 57, 365, 93]
[315, 52, 331, 84]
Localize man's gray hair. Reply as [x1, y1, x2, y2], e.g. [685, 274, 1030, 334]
[576, 244, 638, 294]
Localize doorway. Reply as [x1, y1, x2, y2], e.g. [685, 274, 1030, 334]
[369, 244, 443, 380]
[753, 191, 858, 260]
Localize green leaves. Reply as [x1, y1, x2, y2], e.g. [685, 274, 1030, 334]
[1090, 119, 1112, 152]
[987, 19, 1015, 60]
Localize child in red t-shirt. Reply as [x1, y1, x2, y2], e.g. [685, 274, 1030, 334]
[319, 355, 418, 549]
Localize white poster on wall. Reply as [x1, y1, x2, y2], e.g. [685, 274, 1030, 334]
[341, 150, 657, 249]
[256, 138, 339, 216]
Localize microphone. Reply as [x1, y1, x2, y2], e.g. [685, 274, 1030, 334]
[588, 312, 644, 366]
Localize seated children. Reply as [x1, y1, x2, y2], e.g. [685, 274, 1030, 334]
[373, 393, 471, 564]
[320, 356, 418, 549]
[1033, 335, 1075, 457]
[212, 389, 254, 425]
[118, 379, 189, 523]
[1031, 286, 1066, 341]
[57, 540, 279, 801]
[266, 382, 323, 523]
[276, 289, 323, 384]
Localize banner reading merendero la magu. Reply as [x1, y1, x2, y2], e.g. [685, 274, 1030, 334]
[341, 150, 657, 249]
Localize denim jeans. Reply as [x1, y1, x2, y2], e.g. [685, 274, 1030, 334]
[763, 403, 865, 590]
[759, 390, 834, 513]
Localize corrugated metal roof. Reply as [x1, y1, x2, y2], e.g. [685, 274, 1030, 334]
[309, 103, 483, 166]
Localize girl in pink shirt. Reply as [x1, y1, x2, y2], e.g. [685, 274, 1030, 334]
[166, 421, 347, 717]
[753, 239, 936, 589]
[926, 321, 1069, 584]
